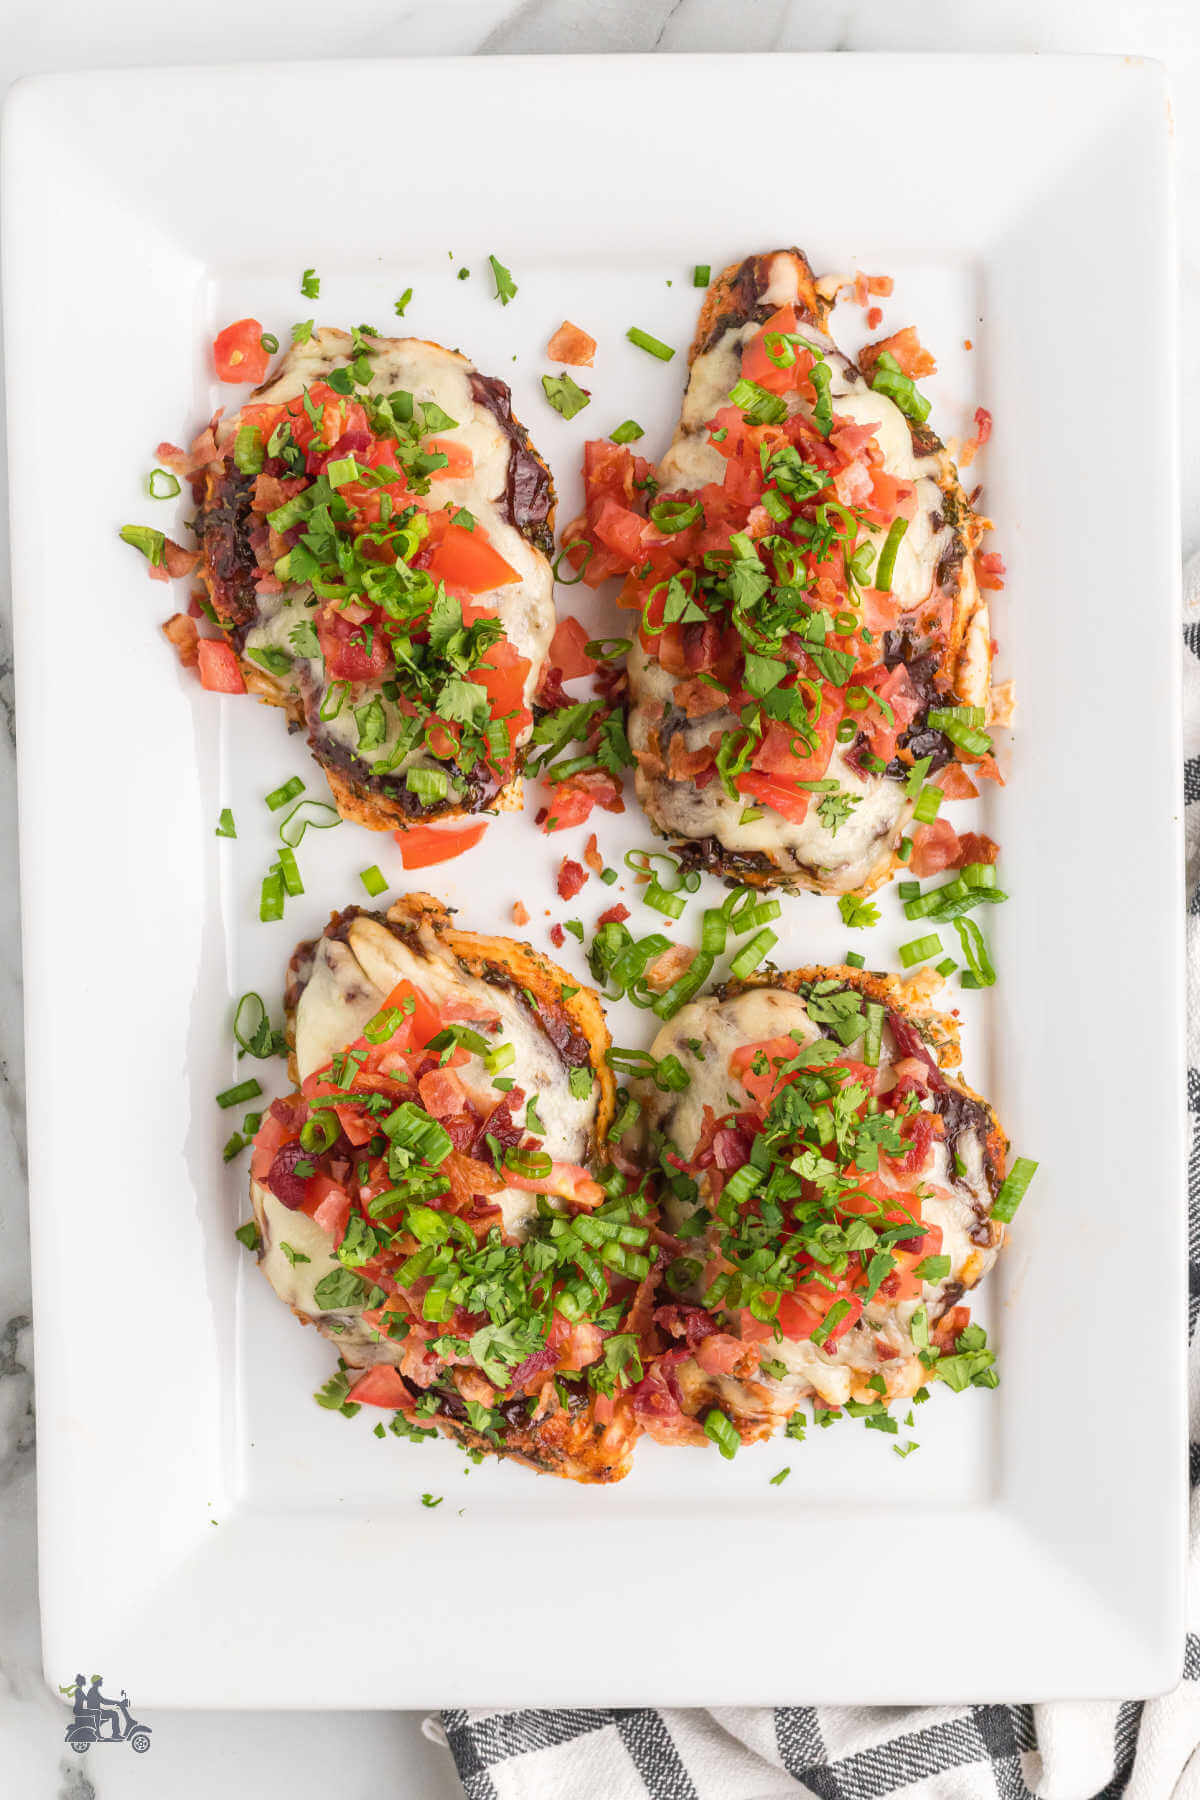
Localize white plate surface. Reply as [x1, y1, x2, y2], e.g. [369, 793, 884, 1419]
[2, 53, 1185, 1705]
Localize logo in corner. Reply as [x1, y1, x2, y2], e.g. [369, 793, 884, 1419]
[59, 1674, 152, 1754]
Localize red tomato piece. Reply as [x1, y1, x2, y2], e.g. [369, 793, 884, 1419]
[315, 604, 392, 684]
[213, 318, 271, 385]
[425, 522, 519, 593]
[196, 638, 246, 694]
[395, 822, 488, 869]
[348, 1366, 411, 1408]
[547, 615, 597, 681]
[735, 771, 811, 824]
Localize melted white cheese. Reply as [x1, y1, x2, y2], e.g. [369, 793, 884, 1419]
[234, 329, 554, 772]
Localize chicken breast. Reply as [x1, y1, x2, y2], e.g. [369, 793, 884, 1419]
[567, 249, 993, 895]
[629, 965, 1008, 1447]
[194, 329, 556, 832]
[246, 893, 643, 1482]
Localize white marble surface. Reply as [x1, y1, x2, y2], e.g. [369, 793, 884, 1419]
[1, 2, 1198, 1795]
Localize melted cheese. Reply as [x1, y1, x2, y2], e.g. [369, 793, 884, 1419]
[236, 330, 554, 775]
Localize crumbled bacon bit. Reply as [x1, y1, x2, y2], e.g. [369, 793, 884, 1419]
[958, 407, 994, 470]
[549, 923, 565, 949]
[557, 857, 586, 900]
[597, 903, 629, 926]
[547, 321, 597, 367]
[511, 901, 530, 926]
[976, 551, 1006, 592]
[866, 306, 883, 329]
[162, 612, 199, 668]
[955, 832, 1000, 868]
[583, 833, 604, 875]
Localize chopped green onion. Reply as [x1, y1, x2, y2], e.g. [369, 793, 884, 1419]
[992, 1156, 1038, 1222]
[277, 846, 303, 896]
[234, 426, 265, 475]
[898, 933, 942, 969]
[301, 1110, 340, 1155]
[912, 785, 943, 825]
[693, 264, 711, 287]
[873, 516, 908, 592]
[935, 956, 957, 977]
[644, 879, 686, 919]
[318, 681, 349, 722]
[222, 1133, 246, 1163]
[845, 950, 865, 969]
[278, 800, 341, 848]
[610, 420, 644, 445]
[265, 775, 305, 812]
[360, 865, 388, 898]
[729, 929, 777, 979]
[484, 1043, 515, 1077]
[217, 1077, 262, 1110]
[504, 1147, 553, 1180]
[259, 869, 285, 922]
[926, 707, 993, 756]
[626, 327, 675, 361]
[897, 837, 913, 864]
[406, 767, 449, 804]
[898, 879, 920, 901]
[952, 917, 996, 986]
[146, 468, 181, 500]
[869, 350, 931, 424]
[394, 288, 413, 318]
[215, 807, 237, 839]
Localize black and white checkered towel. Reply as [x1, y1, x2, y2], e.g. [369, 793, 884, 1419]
[432, 554, 1200, 1800]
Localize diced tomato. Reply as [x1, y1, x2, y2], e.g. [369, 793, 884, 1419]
[547, 321, 597, 367]
[547, 615, 596, 681]
[196, 638, 246, 694]
[348, 1366, 411, 1408]
[426, 523, 519, 593]
[305, 1176, 351, 1244]
[730, 1035, 808, 1110]
[395, 822, 488, 869]
[740, 305, 809, 395]
[332, 1104, 375, 1147]
[213, 318, 271, 385]
[316, 603, 393, 683]
[597, 903, 629, 926]
[425, 439, 475, 481]
[591, 498, 646, 564]
[909, 818, 962, 878]
[776, 1284, 863, 1345]
[735, 770, 811, 824]
[542, 769, 624, 832]
[864, 468, 917, 526]
[418, 1067, 470, 1118]
[746, 681, 843, 787]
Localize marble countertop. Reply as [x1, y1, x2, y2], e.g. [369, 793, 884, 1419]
[2, 2, 1198, 1794]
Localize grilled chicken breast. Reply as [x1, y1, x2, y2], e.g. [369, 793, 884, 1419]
[247, 893, 643, 1481]
[630, 965, 1007, 1447]
[193, 329, 556, 832]
[567, 248, 993, 896]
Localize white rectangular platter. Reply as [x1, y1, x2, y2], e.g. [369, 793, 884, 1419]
[2, 53, 1185, 1705]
